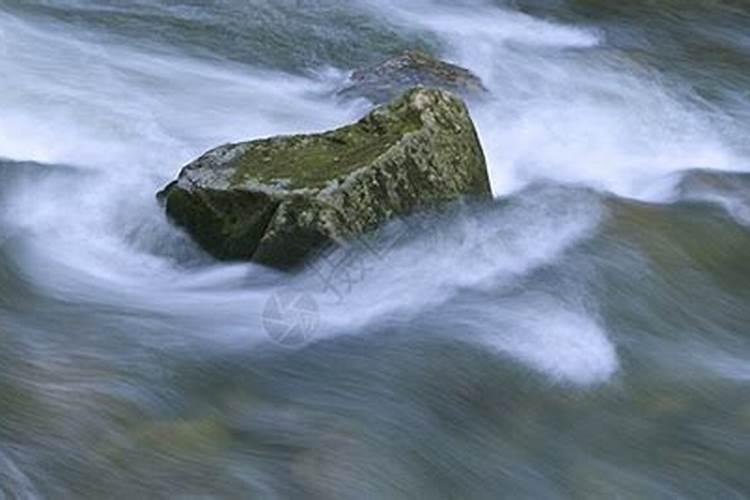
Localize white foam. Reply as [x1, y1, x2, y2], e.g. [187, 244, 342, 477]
[0, 11, 356, 173]
[303, 186, 604, 354]
[360, 1, 600, 49]
[482, 304, 619, 386]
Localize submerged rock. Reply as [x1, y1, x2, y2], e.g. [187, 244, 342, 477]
[338, 50, 487, 105]
[676, 169, 750, 226]
[676, 169, 750, 198]
[159, 88, 491, 269]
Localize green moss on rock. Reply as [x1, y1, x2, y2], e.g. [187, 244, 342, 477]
[159, 87, 492, 269]
[231, 104, 424, 189]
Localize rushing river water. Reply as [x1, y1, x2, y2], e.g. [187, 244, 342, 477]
[1, 1, 750, 498]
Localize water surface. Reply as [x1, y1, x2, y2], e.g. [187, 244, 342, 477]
[1, 1, 749, 498]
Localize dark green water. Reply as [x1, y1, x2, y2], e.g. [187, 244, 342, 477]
[0, 1, 749, 498]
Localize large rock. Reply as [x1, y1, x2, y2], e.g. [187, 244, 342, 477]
[338, 50, 487, 105]
[159, 88, 491, 269]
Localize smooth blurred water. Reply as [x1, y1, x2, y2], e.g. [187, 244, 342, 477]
[0, 1, 749, 498]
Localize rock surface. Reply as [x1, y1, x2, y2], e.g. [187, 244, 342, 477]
[338, 50, 487, 105]
[159, 87, 491, 269]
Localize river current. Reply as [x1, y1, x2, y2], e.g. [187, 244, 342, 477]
[0, 1, 749, 498]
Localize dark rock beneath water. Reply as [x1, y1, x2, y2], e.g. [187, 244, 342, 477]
[676, 169, 750, 198]
[338, 50, 487, 105]
[159, 88, 491, 269]
[675, 169, 750, 226]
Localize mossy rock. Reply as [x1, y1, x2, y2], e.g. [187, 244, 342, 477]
[338, 50, 487, 105]
[159, 88, 492, 269]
